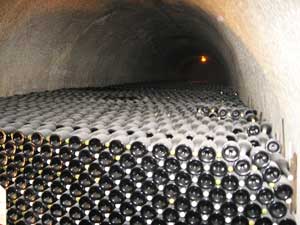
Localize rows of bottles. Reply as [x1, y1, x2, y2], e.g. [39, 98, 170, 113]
[0, 83, 297, 225]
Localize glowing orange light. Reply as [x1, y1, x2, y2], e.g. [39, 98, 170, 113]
[199, 55, 208, 64]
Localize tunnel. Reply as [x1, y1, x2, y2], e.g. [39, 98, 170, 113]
[0, 0, 299, 223]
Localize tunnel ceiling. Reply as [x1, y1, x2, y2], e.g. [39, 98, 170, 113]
[0, 0, 233, 96]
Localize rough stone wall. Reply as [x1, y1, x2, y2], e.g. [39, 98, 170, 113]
[0, 0, 300, 218]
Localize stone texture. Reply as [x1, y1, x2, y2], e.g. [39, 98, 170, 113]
[0, 0, 300, 218]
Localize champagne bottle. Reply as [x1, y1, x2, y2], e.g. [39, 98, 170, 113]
[221, 174, 239, 192]
[268, 201, 287, 219]
[152, 138, 171, 160]
[244, 202, 262, 219]
[210, 160, 228, 177]
[232, 189, 250, 206]
[198, 140, 217, 163]
[274, 176, 293, 201]
[222, 141, 240, 162]
[257, 186, 274, 205]
[89, 208, 104, 223]
[0, 129, 6, 145]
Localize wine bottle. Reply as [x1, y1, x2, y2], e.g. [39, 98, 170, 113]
[278, 213, 297, 225]
[265, 139, 280, 153]
[60, 216, 75, 225]
[40, 143, 54, 161]
[51, 180, 66, 195]
[68, 131, 90, 149]
[89, 208, 104, 223]
[33, 177, 48, 192]
[209, 187, 226, 204]
[60, 193, 76, 208]
[221, 174, 239, 192]
[88, 185, 104, 200]
[262, 161, 281, 183]
[49, 129, 72, 147]
[141, 155, 158, 172]
[175, 171, 191, 187]
[87, 133, 109, 153]
[109, 189, 125, 204]
[130, 167, 146, 183]
[68, 159, 84, 175]
[7, 207, 21, 223]
[130, 215, 146, 225]
[60, 169, 75, 185]
[198, 172, 215, 190]
[247, 122, 261, 136]
[234, 156, 251, 176]
[78, 172, 93, 188]
[222, 141, 240, 162]
[255, 216, 273, 225]
[231, 216, 249, 225]
[41, 166, 56, 182]
[24, 210, 39, 224]
[164, 157, 180, 174]
[119, 177, 134, 193]
[232, 189, 250, 206]
[153, 168, 169, 185]
[244, 202, 262, 219]
[245, 171, 263, 191]
[79, 195, 95, 210]
[198, 140, 217, 163]
[141, 205, 157, 220]
[50, 203, 66, 218]
[220, 201, 238, 219]
[152, 138, 171, 160]
[120, 201, 136, 216]
[69, 182, 85, 197]
[22, 142, 35, 161]
[13, 127, 34, 145]
[130, 190, 147, 206]
[268, 201, 287, 219]
[4, 140, 17, 158]
[109, 136, 129, 155]
[256, 185, 274, 206]
[164, 183, 180, 199]
[197, 199, 214, 215]
[89, 161, 105, 178]
[175, 139, 193, 161]
[210, 160, 228, 177]
[0, 129, 6, 144]
[251, 147, 270, 169]
[120, 153, 137, 169]
[30, 129, 52, 146]
[185, 210, 202, 224]
[163, 208, 179, 222]
[78, 148, 94, 164]
[187, 159, 203, 175]
[109, 211, 125, 225]
[98, 151, 114, 167]
[16, 198, 30, 212]
[152, 194, 168, 209]
[130, 138, 149, 158]
[274, 176, 293, 201]
[41, 190, 57, 205]
[0, 151, 8, 167]
[208, 213, 225, 225]
[69, 206, 85, 220]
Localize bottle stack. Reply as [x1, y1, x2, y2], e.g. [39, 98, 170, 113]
[0, 83, 296, 225]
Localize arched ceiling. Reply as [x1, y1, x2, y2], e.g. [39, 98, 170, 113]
[0, 1, 300, 207]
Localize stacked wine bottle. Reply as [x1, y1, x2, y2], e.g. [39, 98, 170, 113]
[0, 83, 297, 225]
